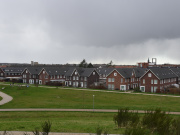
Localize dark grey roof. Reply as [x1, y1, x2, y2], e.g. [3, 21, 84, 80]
[149, 68, 177, 79]
[133, 68, 147, 78]
[26, 67, 43, 75]
[77, 68, 97, 77]
[116, 68, 133, 78]
[44, 67, 69, 75]
[64, 67, 76, 76]
[2, 67, 25, 73]
[170, 68, 180, 77]
[97, 68, 114, 75]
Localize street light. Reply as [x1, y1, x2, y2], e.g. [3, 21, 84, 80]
[93, 95, 95, 112]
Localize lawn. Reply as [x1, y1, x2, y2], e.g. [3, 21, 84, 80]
[0, 111, 124, 134]
[1, 85, 180, 112]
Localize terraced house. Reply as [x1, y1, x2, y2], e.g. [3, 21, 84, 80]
[22, 67, 42, 84]
[65, 68, 99, 88]
[38, 67, 68, 85]
[140, 68, 178, 93]
[106, 68, 133, 90]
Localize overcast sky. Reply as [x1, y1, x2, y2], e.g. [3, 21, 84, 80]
[0, 0, 180, 65]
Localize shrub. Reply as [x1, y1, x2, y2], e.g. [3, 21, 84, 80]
[113, 108, 140, 128]
[142, 108, 173, 135]
[41, 120, 52, 135]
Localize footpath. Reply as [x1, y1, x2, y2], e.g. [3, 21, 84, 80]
[0, 131, 120, 135]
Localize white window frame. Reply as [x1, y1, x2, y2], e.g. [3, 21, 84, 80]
[114, 73, 117, 76]
[120, 85, 126, 91]
[140, 86, 145, 92]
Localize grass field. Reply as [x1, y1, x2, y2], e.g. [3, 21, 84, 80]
[0, 111, 124, 134]
[0, 84, 180, 112]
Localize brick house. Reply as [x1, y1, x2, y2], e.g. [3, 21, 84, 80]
[65, 68, 99, 88]
[97, 68, 114, 84]
[22, 67, 42, 84]
[0, 68, 5, 81]
[1, 67, 24, 82]
[106, 68, 133, 90]
[130, 68, 146, 89]
[38, 67, 68, 85]
[140, 68, 177, 93]
[170, 68, 180, 85]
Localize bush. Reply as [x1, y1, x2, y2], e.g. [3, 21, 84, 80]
[41, 120, 52, 135]
[142, 108, 173, 135]
[113, 108, 139, 128]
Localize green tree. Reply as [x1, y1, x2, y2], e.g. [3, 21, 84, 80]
[79, 59, 87, 68]
[106, 60, 114, 67]
[87, 62, 94, 68]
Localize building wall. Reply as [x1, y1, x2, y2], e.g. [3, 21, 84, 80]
[106, 70, 129, 90]
[39, 69, 50, 85]
[140, 70, 177, 93]
[87, 70, 99, 88]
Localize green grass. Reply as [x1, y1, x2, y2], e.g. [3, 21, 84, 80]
[0, 111, 124, 134]
[1, 85, 180, 112]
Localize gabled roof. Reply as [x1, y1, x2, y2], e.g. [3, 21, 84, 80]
[24, 67, 43, 75]
[64, 67, 76, 76]
[78, 68, 99, 77]
[97, 68, 114, 75]
[116, 68, 133, 78]
[140, 68, 177, 80]
[43, 67, 69, 76]
[170, 68, 180, 77]
[133, 68, 147, 78]
[2, 67, 25, 73]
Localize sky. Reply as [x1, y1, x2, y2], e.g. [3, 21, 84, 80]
[0, 0, 180, 65]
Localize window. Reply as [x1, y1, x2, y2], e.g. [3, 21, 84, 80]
[43, 71, 45, 74]
[73, 76, 75, 80]
[26, 70, 28, 73]
[120, 85, 126, 90]
[121, 78, 123, 83]
[84, 82, 87, 88]
[45, 75, 48, 79]
[76, 76, 79, 80]
[151, 79, 153, 84]
[140, 86, 145, 92]
[154, 79, 158, 84]
[112, 78, 115, 82]
[0, 73, 3, 76]
[57, 75, 59, 79]
[143, 79, 145, 84]
[154, 87, 157, 93]
[114, 73, 117, 76]
[151, 86, 153, 93]
[75, 71, 77, 75]
[73, 82, 75, 86]
[93, 72, 95, 75]
[69, 81, 71, 85]
[112, 84, 114, 90]
[108, 78, 111, 82]
[148, 73, 152, 77]
[84, 77, 87, 81]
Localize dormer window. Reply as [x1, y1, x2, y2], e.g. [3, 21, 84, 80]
[148, 73, 152, 77]
[114, 73, 117, 76]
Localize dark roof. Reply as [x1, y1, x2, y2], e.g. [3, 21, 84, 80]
[133, 68, 147, 78]
[149, 68, 177, 79]
[26, 67, 43, 75]
[77, 68, 97, 77]
[170, 68, 180, 77]
[97, 68, 114, 75]
[44, 67, 69, 75]
[2, 67, 25, 73]
[116, 68, 133, 78]
[64, 67, 76, 76]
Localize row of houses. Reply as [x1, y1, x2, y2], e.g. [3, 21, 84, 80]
[1, 66, 180, 93]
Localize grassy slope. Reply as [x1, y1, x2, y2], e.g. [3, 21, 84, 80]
[0, 85, 180, 111]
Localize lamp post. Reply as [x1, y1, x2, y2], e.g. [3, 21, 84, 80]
[93, 95, 95, 112]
